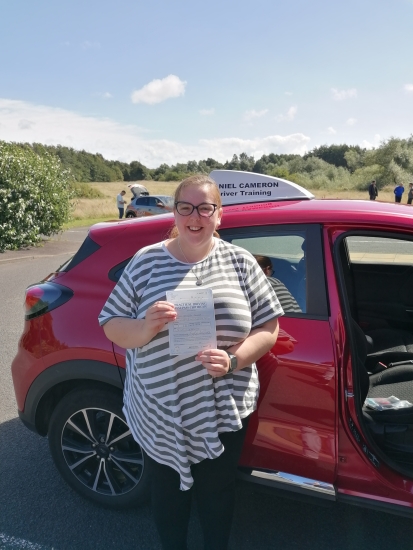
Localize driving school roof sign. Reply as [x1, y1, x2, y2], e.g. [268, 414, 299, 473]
[209, 170, 314, 206]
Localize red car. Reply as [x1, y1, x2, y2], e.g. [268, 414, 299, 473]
[11, 170, 413, 516]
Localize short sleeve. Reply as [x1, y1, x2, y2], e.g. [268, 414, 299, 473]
[241, 254, 284, 328]
[98, 262, 138, 326]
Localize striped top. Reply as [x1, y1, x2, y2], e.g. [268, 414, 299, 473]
[267, 277, 302, 313]
[98, 238, 283, 490]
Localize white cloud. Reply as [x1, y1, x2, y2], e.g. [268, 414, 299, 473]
[199, 134, 310, 161]
[404, 84, 413, 93]
[276, 106, 297, 122]
[81, 41, 100, 50]
[346, 117, 357, 126]
[244, 109, 268, 121]
[131, 75, 186, 105]
[199, 108, 215, 116]
[361, 134, 381, 149]
[284, 91, 293, 96]
[327, 127, 337, 135]
[18, 119, 35, 130]
[331, 88, 357, 101]
[0, 98, 310, 167]
[94, 92, 112, 99]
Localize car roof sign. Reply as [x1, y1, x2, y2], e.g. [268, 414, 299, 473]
[209, 170, 315, 206]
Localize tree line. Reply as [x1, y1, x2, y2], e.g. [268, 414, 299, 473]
[7, 136, 413, 191]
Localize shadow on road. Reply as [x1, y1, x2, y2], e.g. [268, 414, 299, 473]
[0, 417, 412, 549]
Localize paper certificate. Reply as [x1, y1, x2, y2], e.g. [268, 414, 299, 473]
[166, 288, 217, 356]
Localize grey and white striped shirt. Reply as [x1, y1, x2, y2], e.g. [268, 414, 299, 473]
[99, 238, 283, 490]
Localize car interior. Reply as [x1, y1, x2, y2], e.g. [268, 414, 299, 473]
[337, 234, 413, 475]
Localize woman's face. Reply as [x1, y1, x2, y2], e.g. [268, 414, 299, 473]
[174, 184, 222, 249]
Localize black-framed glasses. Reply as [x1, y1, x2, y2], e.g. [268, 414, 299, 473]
[175, 201, 217, 218]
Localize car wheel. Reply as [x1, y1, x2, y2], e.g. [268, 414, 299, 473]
[48, 388, 150, 508]
[125, 212, 136, 218]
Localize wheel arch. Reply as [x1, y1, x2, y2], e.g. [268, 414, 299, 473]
[20, 360, 124, 436]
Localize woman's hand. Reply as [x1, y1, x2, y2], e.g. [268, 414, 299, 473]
[196, 349, 230, 378]
[103, 301, 177, 349]
[144, 301, 177, 336]
[195, 317, 280, 379]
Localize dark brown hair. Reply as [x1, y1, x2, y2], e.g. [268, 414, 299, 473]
[254, 255, 272, 270]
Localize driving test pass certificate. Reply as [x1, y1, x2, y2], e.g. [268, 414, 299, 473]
[166, 288, 217, 356]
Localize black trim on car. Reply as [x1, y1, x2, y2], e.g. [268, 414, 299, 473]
[19, 360, 124, 435]
[337, 493, 413, 518]
[60, 236, 101, 272]
[108, 258, 132, 282]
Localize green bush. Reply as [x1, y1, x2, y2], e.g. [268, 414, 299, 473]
[70, 181, 104, 198]
[0, 141, 73, 252]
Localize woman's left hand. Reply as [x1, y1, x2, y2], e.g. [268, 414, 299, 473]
[196, 349, 230, 378]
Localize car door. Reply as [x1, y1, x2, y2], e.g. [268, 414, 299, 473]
[220, 224, 337, 485]
[135, 196, 150, 216]
[149, 197, 165, 215]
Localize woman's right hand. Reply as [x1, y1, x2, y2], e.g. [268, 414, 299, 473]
[143, 301, 177, 338]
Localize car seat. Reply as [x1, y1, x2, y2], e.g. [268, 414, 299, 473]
[352, 320, 413, 463]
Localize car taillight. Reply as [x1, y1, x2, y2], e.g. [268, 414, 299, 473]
[24, 283, 73, 320]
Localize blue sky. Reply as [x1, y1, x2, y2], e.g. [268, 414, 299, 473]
[1, 0, 412, 167]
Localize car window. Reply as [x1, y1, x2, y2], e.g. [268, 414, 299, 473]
[339, 232, 413, 340]
[110, 225, 328, 318]
[149, 197, 162, 207]
[230, 232, 306, 314]
[346, 235, 413, 265]
[135, 197, 149, 206]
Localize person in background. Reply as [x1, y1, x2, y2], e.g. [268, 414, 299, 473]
[100, 175, 283, 550]
[368, 180, 378, 200]
[117, 190, 127, 218]
[394, 183, 405, 203]
[407, 183, 413, 205]
[254, 255, 302, 313]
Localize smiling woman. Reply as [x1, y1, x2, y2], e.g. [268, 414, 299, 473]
[99, 174, 283, 550]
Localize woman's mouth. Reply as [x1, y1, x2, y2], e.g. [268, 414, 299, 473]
[188, 226, 202, 232]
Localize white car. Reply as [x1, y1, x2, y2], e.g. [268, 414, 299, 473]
[125, 195, 174, 218]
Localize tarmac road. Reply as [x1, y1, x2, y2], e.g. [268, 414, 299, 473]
[1, 230, 413, 550]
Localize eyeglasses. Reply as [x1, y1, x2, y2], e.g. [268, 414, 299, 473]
[175, 201, 217, 218]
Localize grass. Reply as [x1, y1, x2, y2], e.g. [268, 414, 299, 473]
[64, 181, 404, 229]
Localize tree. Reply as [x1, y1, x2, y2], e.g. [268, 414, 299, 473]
[0, 141, 73, 251]
[305, 144, 365, 169]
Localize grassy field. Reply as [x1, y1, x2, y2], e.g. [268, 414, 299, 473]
[64, 181, 403, 229]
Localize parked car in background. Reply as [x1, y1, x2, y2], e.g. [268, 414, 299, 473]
[125, 194, 174, 218]
[128, 183, 149, 198]
[10, 170, 413, 516]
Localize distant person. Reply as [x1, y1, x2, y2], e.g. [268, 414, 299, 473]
[117, 190, 127, 218]
[407, 183, 413, 205]
[394, 183, 405, 203]
[254, 255, 302, 313]
[368, 180, 378, 200]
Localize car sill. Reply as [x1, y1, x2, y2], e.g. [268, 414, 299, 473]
[238, 468, 336, 501]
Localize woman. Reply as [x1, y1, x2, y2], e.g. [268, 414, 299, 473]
[99, 175, 283, 550]
[254, 254, 302, 313]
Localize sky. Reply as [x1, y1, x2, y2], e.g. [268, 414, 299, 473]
[1, 0, 413, 167]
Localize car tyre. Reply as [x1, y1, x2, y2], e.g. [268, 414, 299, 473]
[125, 212, 136, 218]
[48, 388, 150, 509]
